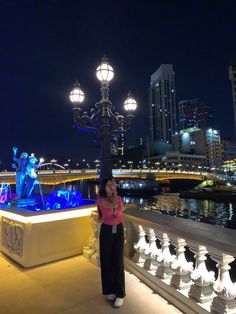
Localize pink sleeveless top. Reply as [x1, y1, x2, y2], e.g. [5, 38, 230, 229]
[97, 195, 123, 225]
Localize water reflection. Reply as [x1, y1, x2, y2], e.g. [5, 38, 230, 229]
[123, 193, 236, 230]
[56, 183, 236, 230]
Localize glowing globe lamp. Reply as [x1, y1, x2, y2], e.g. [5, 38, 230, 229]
[69, 82, 85, 104]
[96, 58, 114, 83]
[124, 92, 137, 112]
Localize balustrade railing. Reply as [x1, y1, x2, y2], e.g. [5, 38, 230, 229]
[123, 208, 236, 314]
[82, 207, 236, 313]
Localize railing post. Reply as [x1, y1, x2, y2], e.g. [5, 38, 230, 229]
[132, 223, 149, 266]
[143, 227, 161, 272]
[210, 252, 236, 314]
[188, 243, 215, 303]
[170, 237, 193, 290]
[155, 232, 175, 280]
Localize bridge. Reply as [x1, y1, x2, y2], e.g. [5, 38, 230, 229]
[0, 169, 217, 185]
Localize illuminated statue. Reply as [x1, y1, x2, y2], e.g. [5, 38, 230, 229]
[26, 156, 44, 199]
[12, 147, 28, 199]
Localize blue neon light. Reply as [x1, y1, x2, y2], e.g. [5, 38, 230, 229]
[45, 190, 83, 210]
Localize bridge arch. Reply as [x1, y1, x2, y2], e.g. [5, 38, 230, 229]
[39, 163, 66, 170]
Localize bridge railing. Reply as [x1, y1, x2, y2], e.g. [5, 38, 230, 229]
[123, 208, 236, 314]
[0, 169, 210, 177]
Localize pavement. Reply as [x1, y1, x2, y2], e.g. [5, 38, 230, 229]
[0, 253, 182, 314]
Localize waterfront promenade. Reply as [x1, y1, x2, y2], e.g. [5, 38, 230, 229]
[0, 253, 181, 314]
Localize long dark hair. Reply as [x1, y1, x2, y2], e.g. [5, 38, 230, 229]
[97, 177, 113, 219]
[98, 177, 114, 198]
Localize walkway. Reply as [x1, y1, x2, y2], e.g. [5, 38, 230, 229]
[0, 253, 182, 314]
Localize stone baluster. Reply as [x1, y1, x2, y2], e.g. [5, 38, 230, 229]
[132, 223, 149, 266]
[83, 211, 100, 266]
[143, 227, 161, 272]
[188, 242, 215, 303]
[155, 231, 175, 280]
[209, 252, 236, 314]
[170, 237, 193, 290]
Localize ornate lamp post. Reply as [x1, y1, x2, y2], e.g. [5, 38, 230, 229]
[69, 57, 137, 181]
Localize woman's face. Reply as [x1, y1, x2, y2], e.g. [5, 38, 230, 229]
[105, 180, 116, 196]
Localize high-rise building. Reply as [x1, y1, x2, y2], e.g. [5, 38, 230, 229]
[172, 127, 223, 170]
[222, 138, 236, 161]
[178, 98, 214, 130]
[229, 56, 236, 135]
[149, 64, 177, 144]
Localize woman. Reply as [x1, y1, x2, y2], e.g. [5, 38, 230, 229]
[97, 177, 126, 308]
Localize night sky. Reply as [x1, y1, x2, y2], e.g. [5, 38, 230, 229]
[0, 0, 236, 168]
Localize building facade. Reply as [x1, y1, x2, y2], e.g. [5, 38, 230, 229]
[229, 56, 236, 135]
[178, 98, 214, 130]
[222, 138, 236, 161]
[172, 127, 223, 170]
[150, 151, 206, 171]
[149, 64, 177, 144]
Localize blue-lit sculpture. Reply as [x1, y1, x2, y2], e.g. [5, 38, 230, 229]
[12, 147, 28, 199]
[11, 148, 89, 211]
[0, 183, 11, 204]
[45, 190, 83, 210]
[26, 156, 42, 198]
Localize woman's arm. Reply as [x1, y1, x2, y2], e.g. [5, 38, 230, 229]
[97, 203, 102, 221]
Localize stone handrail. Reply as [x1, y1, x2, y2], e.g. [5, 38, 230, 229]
[123, 208, 236, 314]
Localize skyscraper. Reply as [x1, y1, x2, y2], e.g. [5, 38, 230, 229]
[229, 56, 236, 135]
[178, 98, 214, 130]
[149, 64, 177, 144]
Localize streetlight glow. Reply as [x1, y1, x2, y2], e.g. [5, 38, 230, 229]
[124, 92, 137, 112]
[69, 81, 85, 104]
[96, 58, 114, 83]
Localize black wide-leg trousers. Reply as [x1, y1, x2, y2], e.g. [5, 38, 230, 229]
[99, 223, 126, 298]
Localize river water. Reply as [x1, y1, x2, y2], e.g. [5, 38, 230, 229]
[121, 193, 236, 230]
[79, 181, 236, 230]
[9, 180, 236, 230]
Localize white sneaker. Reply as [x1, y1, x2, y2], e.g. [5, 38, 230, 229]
[114, 297, 124, 308]
[107, 294, 116, 301]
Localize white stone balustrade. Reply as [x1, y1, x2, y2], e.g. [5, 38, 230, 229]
[142, 227, 161, 272]
[132, 223, 149, 266]
[188, 243, 215, 303]
[210, 251, 236, 313]
[123, 208, 236, 314]
[170, 237, 193, 290]
[155, 231, 175, 280]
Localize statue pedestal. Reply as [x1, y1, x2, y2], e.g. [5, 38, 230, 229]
[0, 205, 96, 268]
[11, 198, 37, 208]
